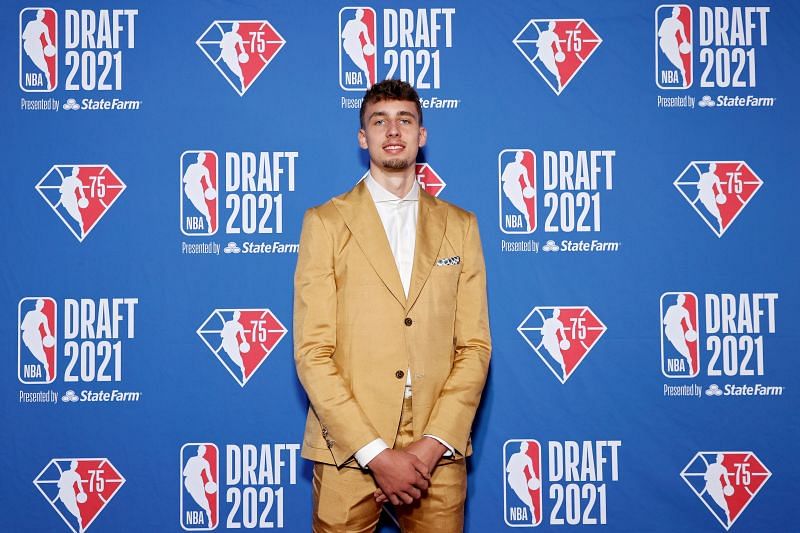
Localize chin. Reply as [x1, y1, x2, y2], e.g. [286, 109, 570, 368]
[381, 158, 413, 170]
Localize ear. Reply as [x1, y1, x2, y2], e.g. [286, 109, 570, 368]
[418, 126, 427, 148]
[358, 128, 368, 149]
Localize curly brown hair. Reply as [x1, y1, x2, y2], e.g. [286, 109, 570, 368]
[359, 79, 423, 127]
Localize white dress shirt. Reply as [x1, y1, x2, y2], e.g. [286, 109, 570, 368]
[353, 175, 454, 468]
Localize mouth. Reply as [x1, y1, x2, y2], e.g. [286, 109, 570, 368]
[382, 143, 406, 154]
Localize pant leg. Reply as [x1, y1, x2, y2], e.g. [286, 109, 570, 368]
[312, 462, 382, 533]
[394, 397, 468, 533]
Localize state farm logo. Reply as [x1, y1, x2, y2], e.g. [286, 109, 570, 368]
[197, 20, 286, 96]
[20, 7, 57, 92]
[33, 458, 125, 532]
[181, 151, 219, 236]
[360, 163, 446, 197]
[197, 308, 287, 386]
[674, 161, 762, 237]
[36, 164, 125, 242]
[517, 306, 606, 383]
[181, 443, 219, 530]
[681, 451, 771, 530]
[513, 19, 602, 95]
[338, 7, 455, 92]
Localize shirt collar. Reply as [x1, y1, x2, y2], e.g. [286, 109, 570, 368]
[365, 173, 419, 203]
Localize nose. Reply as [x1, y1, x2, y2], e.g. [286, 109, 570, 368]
[386, 120, 400, 137]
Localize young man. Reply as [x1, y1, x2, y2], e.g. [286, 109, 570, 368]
[294, 79, 491, 532]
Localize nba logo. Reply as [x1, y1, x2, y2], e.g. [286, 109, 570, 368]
[503, 439, 542, 527]
[499, 149, 536, 234]
[18, 296, 57, 384]
[339, 7, 377, 90]
[513, 19, 602, 95]
[681, 451, 771, 530]
[20, 7, 57, 92]
[181, 443, 219, 530]
[35, 164, 126, 242]
[660, 292, 699, 378]
[196, 20, 286, 96]
[197, 308, 288, 386]
[181, 151, 219, 236]
[656, 5, 693, 89]
[33, 458, 125, 533]
[674, 161, 763, 237]
[518, 306, 607, 383]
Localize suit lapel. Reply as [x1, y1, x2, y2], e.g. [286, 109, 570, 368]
[332, 181, 407, 307]
[406, 189, 447, 312]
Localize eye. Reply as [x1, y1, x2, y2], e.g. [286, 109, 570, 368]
[374, 119, 385, 126]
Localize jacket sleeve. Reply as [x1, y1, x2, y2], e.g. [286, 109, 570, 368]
[293, 207, 381, 465]
[422, 212, 491, 455]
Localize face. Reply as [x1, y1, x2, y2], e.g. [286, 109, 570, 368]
[359, 99, 426, 172]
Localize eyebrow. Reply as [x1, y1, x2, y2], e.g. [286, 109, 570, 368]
[368, 110, 418, 121]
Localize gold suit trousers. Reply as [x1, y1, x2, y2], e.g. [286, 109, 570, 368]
[312, 397, 467, 532]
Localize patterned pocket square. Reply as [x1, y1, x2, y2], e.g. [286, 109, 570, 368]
[436, 255, 461, 266]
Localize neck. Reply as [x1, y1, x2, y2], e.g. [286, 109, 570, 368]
[369, 165, 416, 198]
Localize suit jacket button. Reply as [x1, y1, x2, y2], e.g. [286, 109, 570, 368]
[395, 370, 405, 379]
[404, 317, 413, 326]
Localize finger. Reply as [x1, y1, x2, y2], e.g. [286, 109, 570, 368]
[411, 458, 431, 479]
[412, 478, 429, 491]
[398, 491, 414, 505]
[389, 494, 401, 506]
[407, 487, 421, 500]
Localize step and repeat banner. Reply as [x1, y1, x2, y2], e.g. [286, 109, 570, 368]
[3, 1, 798, 531]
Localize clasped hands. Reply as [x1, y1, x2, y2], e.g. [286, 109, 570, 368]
[368, 437, 447, 506]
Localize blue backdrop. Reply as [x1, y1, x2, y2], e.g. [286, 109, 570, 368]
[3, 1, 798, 531]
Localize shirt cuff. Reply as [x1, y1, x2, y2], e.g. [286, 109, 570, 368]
[424, 434, 454, 457]
[354, 438, 389, 468]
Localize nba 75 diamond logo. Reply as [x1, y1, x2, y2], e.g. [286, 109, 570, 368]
[674, 161, 762, 237]
[197, 309, 287, 386]
[197, 20, 285, 96]
[681, 451, 770, 530]
[34, 458, 125, 533]
[513, 19, 602, 95]
[518, 306, 606, 383]
[36, 165, 126, 242]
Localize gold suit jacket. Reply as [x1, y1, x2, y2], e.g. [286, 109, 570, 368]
[293, 180, 491, 466]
